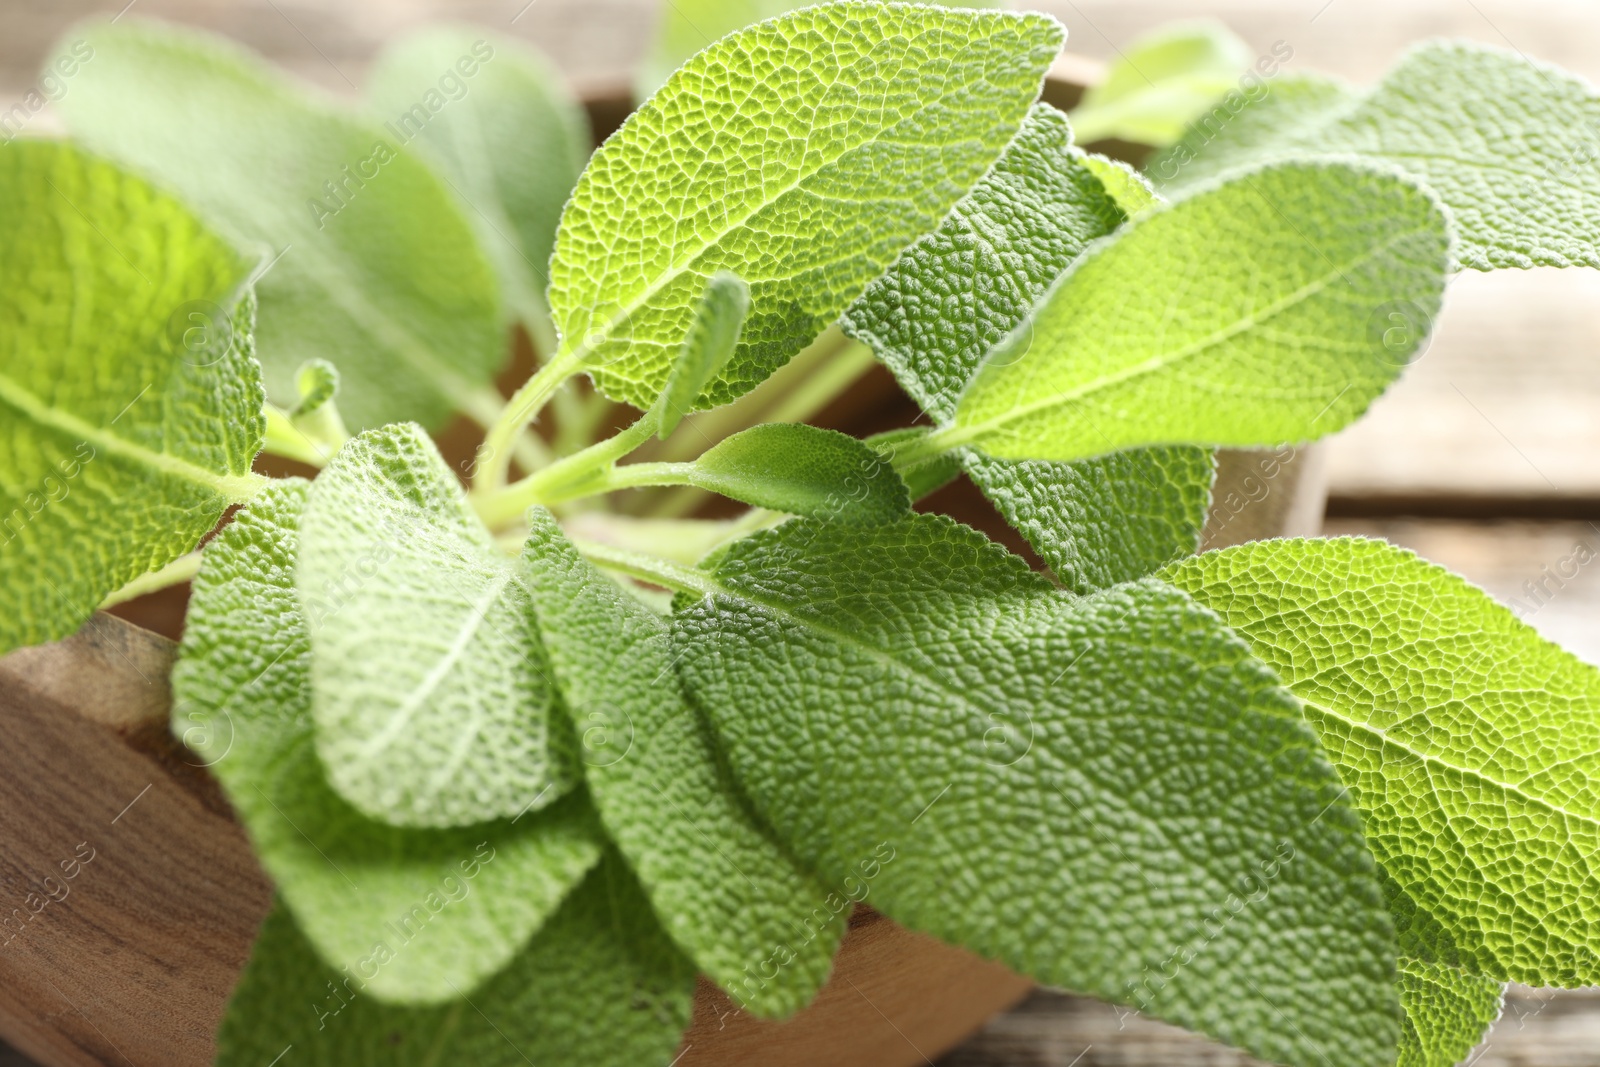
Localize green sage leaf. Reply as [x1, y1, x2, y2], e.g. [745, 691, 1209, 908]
[951, 161, 1451, 462]
[174, 481, 604, 1003]
[1398, 960, 1502, 1067]
[1069, 20, 1252, 146]
[689, 423, 909, 524]
[367, 27, 588, 347]
[654, 272, 750, 438]
[217, 852, 696, 1067]
[56, 19, 503, 430]
[1164, 537, 1600, 986]
[549, 3, 1065, 410]
[521, 510, 843, 1017]
[0, 139, 263, 654]
[673, 513, 1401, 1067]
[299, 424, 577, 828]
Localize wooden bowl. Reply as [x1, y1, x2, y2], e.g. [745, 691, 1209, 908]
[0, 57, 1330, 1067]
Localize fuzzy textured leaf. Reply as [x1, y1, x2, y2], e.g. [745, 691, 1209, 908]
[57, 20, 503, 430]
[0, 140, 262, 654]
[964, 448, 1214, 594]
[1147, 73, 1356, 191]
[1081, 152, 1160, 215]
[368, 27, 588, 342]
[1070, 20, 1251, 146]
[174, 482, 604, 1003]
[1152, 43, 1600, 270]
[299, 425, 576, 828]
[217, 853, 696, 1067]
[1164, 538, 1600, 986]
[1397, 960, 1502, 1067]
[951, 161, 1451, 462]
[673, 513, 1401, 1067]
[655, 273, 751, 437]
[690, 423, 909, 524]
[521, 510, 843, 1017]
[548, 3, 1065, 410]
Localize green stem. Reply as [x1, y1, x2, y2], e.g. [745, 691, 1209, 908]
[884, 424, 965, 473]
[474, 351, 581, 492]
[262, 406, 335, 468]
[100, 551, 204, 608]
[473, 412, 657, 528]
[572, 539, 719, 597]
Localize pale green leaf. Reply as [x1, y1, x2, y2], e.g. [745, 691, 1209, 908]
[1147, 73, 1356, 191]
[299, 424, 577, 828]
[217, 852, 696, 1067]
[950, 161, 1451, 462]
[290, 359, 340, 419]
[174, 481, 604, 1003]
[521, 510, 843, 1017]
[634, 0, 1003, 101]
[843, 105, 1124, 423]
[1080, 151, 1160, 215]
[0, 139, 263, 654]
[655, 272, 750, 438]
[964, 448, 1214, 595]
[673, 513, 1401, 1067]
[367, 27, 588, 344]
[689, 423, 909, 524]
[1069, 20, 1252, 146]
[549, 3, 1065, 410]
[56, 19, 503, 430]
[1397, 960, 1502, 1067]
[1153, 43, 1600, 270]
[1163, 538, 1600, 986]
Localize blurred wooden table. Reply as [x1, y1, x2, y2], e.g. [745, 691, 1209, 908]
[7, 0, 1600, 1064]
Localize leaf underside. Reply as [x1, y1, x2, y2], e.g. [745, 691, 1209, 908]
[174, 481, 603, 1004]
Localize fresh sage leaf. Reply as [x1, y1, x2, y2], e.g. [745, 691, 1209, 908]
[1164, 537, 1600, 986]
[175, 481, 604, 1003]
[1398, 960, 1502, 1067]
[0, 139, 263, 655]
[634, 0, 1003, 102]
[964, 448, 1214, 595]
[1080, 152, 1160, 215]
[1147, 72, 1356, 191]
[299, 424, 577, 828]
[367, 27, 589, 349]
[217, 852, 696, 1067]
[521, 510, 844, 1017]
[1069, 20, 1252, 146]
[56, 19, 504, 431]
[291, 359, 341, 420]
[548, 3, 1065, 411]
[950, 161, 1451, 462]
[655, 273, 751, 438]
[1152, 42, 1600, 270]
[689, 423, 909, 524]
[868, 428, 963, 501]
[673, 513, 1401, 1067]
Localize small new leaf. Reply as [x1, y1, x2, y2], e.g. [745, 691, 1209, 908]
[521, 510, 843, 1017]
[299, 424, 577, 828]
[691, 424, 909, 524]
[548, 3, 1065, 410]
[655, 273, 751, 438]
[951, 161, 1451, 462]
[291, 359, 341, 419]
[0, 140, 263, 654]
[217, 854, 696, 1067]
[174, 481, 604, 1003]
[673, 513, 1401, 1067]
[1164, 538, 1600, 987]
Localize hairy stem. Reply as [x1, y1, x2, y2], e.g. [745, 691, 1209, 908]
[572, 539, 719, 598]
[473, 412, 657, 528]
[473, 351, 581, 492]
